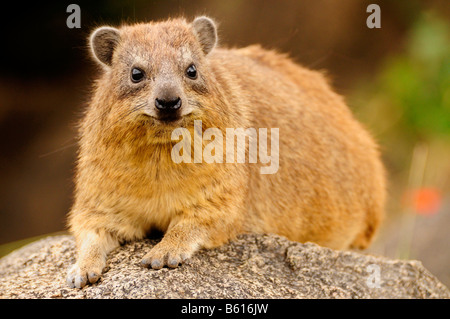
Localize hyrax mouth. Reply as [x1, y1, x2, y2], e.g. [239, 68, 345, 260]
[157, 113, 182, 123]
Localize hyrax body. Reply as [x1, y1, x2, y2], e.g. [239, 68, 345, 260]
[67, 17, 386, 288]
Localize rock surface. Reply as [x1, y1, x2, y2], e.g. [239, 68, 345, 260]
[0, 234, 448, 299]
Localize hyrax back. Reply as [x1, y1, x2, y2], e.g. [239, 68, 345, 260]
[66, 16, 386, 288]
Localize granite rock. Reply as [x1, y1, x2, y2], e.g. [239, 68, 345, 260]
[0, 234, 448, 299]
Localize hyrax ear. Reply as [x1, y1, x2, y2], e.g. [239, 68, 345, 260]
[192, 16, 217, 55]
[89, 26, 120, 67]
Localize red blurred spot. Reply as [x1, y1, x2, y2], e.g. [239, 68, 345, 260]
[402, 188, 442, 216]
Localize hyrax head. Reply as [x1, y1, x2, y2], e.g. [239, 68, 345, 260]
[89, 17, 217, 124]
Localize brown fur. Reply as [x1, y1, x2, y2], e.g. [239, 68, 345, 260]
[66, 17, 386, 288]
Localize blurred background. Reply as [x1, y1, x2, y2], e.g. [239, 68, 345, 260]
[0, 0, 449, 287]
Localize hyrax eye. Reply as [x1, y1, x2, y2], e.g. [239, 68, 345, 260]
[185, 64, 198, 79]
[131, 68, 145, 83]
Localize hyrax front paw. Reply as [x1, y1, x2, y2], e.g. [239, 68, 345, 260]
[140, 241, 193, 270]
[66, 262, 104, 289]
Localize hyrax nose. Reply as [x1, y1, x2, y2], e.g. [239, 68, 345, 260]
[155, 97, 182, 111]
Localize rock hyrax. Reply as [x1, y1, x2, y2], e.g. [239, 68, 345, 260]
[66, 16, 386, 288]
